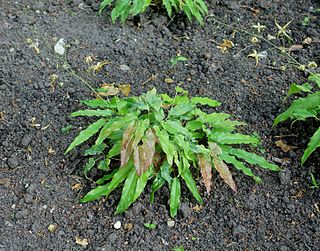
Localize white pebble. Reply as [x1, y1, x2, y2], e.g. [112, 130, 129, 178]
[167, 219, 175, 227]
[114, 221, 121, 229]
[54, 38, 65, 55]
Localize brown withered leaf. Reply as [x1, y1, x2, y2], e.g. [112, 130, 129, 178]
[275, 140, 292, 153]
[198, 153, 212, 194]
[213, 157, 237, 192]
[152, 152, 162, 169]
[119, 84, 131, 97]
[120, 121, 136, 167]
[217, 39, 234, 53]
[210, 143, 237, 192]
[287, 44, 303, 52]
[99, 83, 119, 96]
[133, 146, 142, 174]
[134, 129, 156, 175]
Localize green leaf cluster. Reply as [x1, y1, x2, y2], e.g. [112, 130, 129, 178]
[99, 0, 208, 24]
[66, 87, 279, 217]
[274, 74, 320, 165]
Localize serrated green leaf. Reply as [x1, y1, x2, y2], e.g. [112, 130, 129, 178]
[291, 109, 317, 121]
[302, 127, 320, 165]
[160, 160, 173, 183]
[65, 118, 106, 154]
[84, 143, 107, 156]
[174, 135, 195, 162]
[308, 73, 320, 87]
[274, 92, 320, 125]
[106, 141, 121, 158]
[220, 152, 261, 183]
[190, 144, 210, 154]
[191, 97, 221, 107]
[81, 99, 116, 109]
[133, 165, 154, 201]
[287, 83, 313, 97]
[209, 132, 260, 145]
[154, 126, 177, 165]
[180, 161, 203, 204]
[198, 112, 230, 124]
[169, 103, 195, 117]
[226, 147, 280, 172]
[111, 0, 130, 22]
[100, 0, 114, 11]
[131, 0, 146, 15]
[95, 112, 139, 145]
[153, 108, 165, 122]
[116, 168, 139, 214]
[160, 93, 174, 104]
[163, 0, 173, 16]
[144, 88, 162, 111]
[174, 96, 190, 105]
[80, 158, 133, 202]
[161, 120, 190, 137]
[83, 158, 96, 177]
[71, 109, 112, 117]
[150, 172, 165, 204]
[97, 158, 111, 171]
[186, 120, 203, 131]
[169, 177, 181, 217]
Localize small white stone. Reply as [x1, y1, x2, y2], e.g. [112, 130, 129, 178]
[167, 219, 175, 227]
[54, 38, 65, 55]
[114, 221, 121, 229]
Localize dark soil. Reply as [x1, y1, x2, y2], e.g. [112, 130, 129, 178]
[1, 0, 319, 250]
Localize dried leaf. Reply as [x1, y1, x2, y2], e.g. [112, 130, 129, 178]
[75, 237, 89, 247]
[119, 84, 131, 96]
[152, 152, 162, 169]
[164, 78, 174, 84]
[121, 121, 136, 167]
[99, 83, 119, 96]
[217, 39, 234, 53]
[287, 44, 303, 52]
[197, 153, 212, 194]
[124, 223, 133, 231]
[134, 129, 156, 175]
[275, 140, 292, 153]
[88, 60, 110, 72]
[85, 55, 94, 63]
[210, 143, 237, 192]
[213, 158, 237, 192]
[302, 37, 312, 45]
[48, 224, 57, 232]
[71, 183, 82, 191]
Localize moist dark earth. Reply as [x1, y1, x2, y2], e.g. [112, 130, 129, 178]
[0, 0, 319, 250]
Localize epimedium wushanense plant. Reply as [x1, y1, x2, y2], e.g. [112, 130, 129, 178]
[66, 86, 279, 217]
[99, 0, 208, 24]
[274, 73, 320, 165]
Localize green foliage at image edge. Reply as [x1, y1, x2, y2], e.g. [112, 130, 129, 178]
[99, 0, 208, 24]
[274, 73, 320, 165]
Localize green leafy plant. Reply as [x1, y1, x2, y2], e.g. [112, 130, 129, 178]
[99, 0, 208, 24]
[144, 222, 157, 229]
[274, 74, 320, 165]
[66, 87, 279, 217]
[173, 246, 185, 251]
[170, 55, 188, 66]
